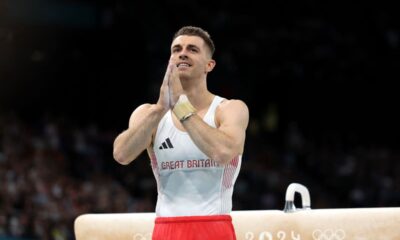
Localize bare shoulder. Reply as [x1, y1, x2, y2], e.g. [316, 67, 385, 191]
[218, 99, 249, 115]
[133, 103, 153, 113]
[216, 98, 249, 127]
[128, 103, 153, 126]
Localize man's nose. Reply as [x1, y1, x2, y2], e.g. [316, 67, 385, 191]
[179, 53, 188, 60]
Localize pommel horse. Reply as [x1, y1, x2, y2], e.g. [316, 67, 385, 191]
[74, 183, 400, 239]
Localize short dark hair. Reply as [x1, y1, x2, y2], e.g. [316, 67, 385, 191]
[173, 26, 215, 57]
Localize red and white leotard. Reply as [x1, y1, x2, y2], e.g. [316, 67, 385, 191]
[148, 95, 242, 217]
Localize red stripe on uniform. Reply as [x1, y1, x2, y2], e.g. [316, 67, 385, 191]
[222, 156, 239, 188]
[150, 152, 160, 192]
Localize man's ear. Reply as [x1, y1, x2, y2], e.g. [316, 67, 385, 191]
[205, 59, 216, 73]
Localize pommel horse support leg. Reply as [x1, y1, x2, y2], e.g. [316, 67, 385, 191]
[74, 183, 400, 240]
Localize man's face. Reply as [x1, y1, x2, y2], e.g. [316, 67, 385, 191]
[170, 35, 212, 79]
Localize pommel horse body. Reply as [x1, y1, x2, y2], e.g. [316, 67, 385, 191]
[74, 183, 400, 240]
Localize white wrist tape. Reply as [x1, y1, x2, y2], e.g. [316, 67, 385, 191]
[172, 95, 196, 122]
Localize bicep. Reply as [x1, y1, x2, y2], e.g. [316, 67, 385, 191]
[217, 100, 249, 153]
[128, 103, 161, 147]
[128, 103, 153, 128]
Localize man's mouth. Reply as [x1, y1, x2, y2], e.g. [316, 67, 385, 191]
[177, 63, 191, 67]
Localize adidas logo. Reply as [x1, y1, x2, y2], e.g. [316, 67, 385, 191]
[159, 138, 174, 150]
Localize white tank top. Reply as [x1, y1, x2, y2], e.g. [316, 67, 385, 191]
[148, 96, 242, 217]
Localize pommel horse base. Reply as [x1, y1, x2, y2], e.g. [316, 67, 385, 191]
[74, 183, 400, 240]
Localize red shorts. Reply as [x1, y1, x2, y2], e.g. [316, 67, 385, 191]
[152, 215, 237, 240]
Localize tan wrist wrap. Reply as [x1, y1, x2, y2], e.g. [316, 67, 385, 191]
[172, 95, 196, 121]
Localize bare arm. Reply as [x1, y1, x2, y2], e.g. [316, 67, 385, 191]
[113, 104, 166, 165]
[181, 99, 249, 165]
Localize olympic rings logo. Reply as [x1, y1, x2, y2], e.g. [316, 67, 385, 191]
[132, 233, 152, 240]
[312, 229, 346, 240]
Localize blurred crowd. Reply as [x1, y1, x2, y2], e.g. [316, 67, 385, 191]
[0, 114, 155, 240]
[1, 111, 399, 240]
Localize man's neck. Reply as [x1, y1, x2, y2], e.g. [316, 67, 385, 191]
[181, 78, 214, 111]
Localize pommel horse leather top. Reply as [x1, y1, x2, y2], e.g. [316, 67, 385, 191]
[74, 183, 400, 240]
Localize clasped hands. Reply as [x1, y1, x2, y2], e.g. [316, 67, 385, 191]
[157, 60, 185, 111]
[157, 60, 196, 121]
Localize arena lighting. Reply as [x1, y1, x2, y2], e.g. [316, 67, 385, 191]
[74, 183, 400, 240]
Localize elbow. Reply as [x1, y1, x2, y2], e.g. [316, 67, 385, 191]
[113, 148, 131, 165]
[211, 148, 236, 165]
[113, 137, 135, 165]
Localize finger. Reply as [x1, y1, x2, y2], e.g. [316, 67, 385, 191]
[168, 58, 176, 67]
[168, 67, 179, 91]
[171, 66, 182, 90]
[162, 63, 172, 87]
[170, 65, 177, 80]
